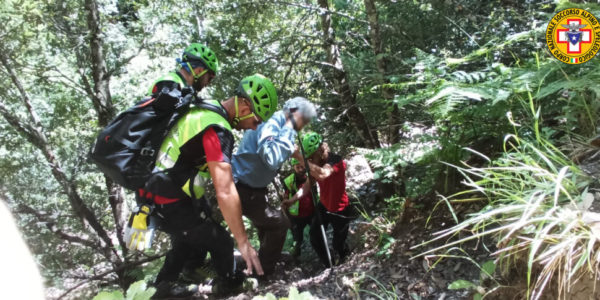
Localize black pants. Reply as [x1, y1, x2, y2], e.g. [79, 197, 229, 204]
[236, 182, 290, 274]
[309, 204, 352, 267]
[289, 215, 313, 245]
[154, 199, 235, 284]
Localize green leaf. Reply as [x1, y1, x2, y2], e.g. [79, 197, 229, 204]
[131, 288, 156, 300]
[448, 280, 476, 290]
[288, 287, 300, 299]
[287, 287, 314, 300]
[125, 281, 155, 300]
[474, 293, 483, 300]
[410, 292, 422, 300]
[253, 293, 278, 300]
[481, 260, 496, 278]
[93, 290, 124, 300]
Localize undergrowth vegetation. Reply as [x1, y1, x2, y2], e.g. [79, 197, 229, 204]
[3, 0, 600, 298]
[406, 34, 600, 300]
[420, 120, 598, 299]
[367, 2, 600, 299]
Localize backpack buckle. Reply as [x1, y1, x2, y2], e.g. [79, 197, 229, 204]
[140, 147, 155, 156]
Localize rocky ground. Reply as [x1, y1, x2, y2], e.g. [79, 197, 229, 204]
[211, 205, 487, 300]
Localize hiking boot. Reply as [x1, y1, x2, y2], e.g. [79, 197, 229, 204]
[210, 272, 258, 295]
[151, 281, 198, 299]
[180, 265, 217, 284]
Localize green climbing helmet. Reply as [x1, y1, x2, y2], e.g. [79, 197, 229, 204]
[302, 132, 323, 157]
[237, 74, 278, 121]
[290, 158, 299, 166]
[182, 43, 219, 74]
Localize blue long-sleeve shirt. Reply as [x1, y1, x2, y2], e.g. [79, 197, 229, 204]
[232, 111, 297, 188]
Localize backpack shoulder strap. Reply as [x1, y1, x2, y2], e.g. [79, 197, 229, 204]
[195, 101, 229, 121]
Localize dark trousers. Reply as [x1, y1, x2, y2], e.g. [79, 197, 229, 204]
[290, 215, 312, 245]
[309, 204, 352, 267]
[154, 199, 234, 284]
[236, 182, 290, 274]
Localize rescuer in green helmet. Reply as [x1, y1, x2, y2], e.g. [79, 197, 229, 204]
[280, 158, 315, 258]
[143, 74, 278, 297]
[148, 43, 219, 97]
[300, 132, 354, 267]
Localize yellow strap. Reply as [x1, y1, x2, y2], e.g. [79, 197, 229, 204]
[233, 95, 256, 126]
[186, 62, 208, 79]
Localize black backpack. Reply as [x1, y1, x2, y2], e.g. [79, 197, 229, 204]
[90, 84, 227, 191]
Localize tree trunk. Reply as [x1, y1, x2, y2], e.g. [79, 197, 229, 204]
[317, 0, 381, 149]
[85, 0, 115, 126]
[84, 0, 128, 256]
[364, 0, 400, 145]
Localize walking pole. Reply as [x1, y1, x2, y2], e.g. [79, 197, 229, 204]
[294, 131, 333, 269]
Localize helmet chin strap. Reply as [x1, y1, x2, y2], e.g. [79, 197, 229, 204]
[186, 62, 208, 80]
[232, 96, 257, 126]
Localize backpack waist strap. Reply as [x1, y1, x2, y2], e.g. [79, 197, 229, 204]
[138, 188, 180, 205]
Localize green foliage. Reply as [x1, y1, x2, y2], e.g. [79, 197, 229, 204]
[418, 102, 598, 298]
[481, 260, 497, 279]
[2, 0, 600, 298]
[352, 273, 400, 300]
[366, 135, 439, 197]
[445, 259, 497, 299]
[93, 280, 155, 300]
[253, 287, 314, 300]
[376, 233, 396, 258]
[93, 290, 124, 300]
[448, 279, 476, 290]
[382, 196, 405, 217]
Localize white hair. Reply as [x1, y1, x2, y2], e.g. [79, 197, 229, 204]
[283, 97, 317, 120]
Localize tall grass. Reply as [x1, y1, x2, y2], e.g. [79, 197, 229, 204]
[416, 109, 600, 299]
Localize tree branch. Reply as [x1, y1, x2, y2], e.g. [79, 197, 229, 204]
[0, 50, 43, 129]
[317, 0, 380, 148]
[16, 203, 99, 249]
[84, 0, 128, 259]
[281, 43, 312, 93]
[0, 100, 44, 149]
[56, 254, 166, 300]
[0, 51, 118, 259]
[85, 0, 115, 126]
[48, 65, 89, 97]
[77, 65, 96, 100]
[106, 39, 146, 78]
[271, 0, 373, 27]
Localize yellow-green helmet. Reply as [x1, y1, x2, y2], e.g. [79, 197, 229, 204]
[182, 43, 218, 74]
[302, 132, 322, 157]
[237, 74, 278, 121]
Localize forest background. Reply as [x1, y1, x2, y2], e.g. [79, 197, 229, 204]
[1, 0, 600, 299]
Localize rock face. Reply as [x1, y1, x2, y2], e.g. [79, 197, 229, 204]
[344, 150, 382, 208]
[345, 153, 374, 192]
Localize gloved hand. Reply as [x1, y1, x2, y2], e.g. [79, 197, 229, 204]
[124, 204, 156, 251]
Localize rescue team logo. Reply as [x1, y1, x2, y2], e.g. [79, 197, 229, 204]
[546, 8, 600, 64]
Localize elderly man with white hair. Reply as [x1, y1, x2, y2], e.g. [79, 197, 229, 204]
[232, 97, 317, 276]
